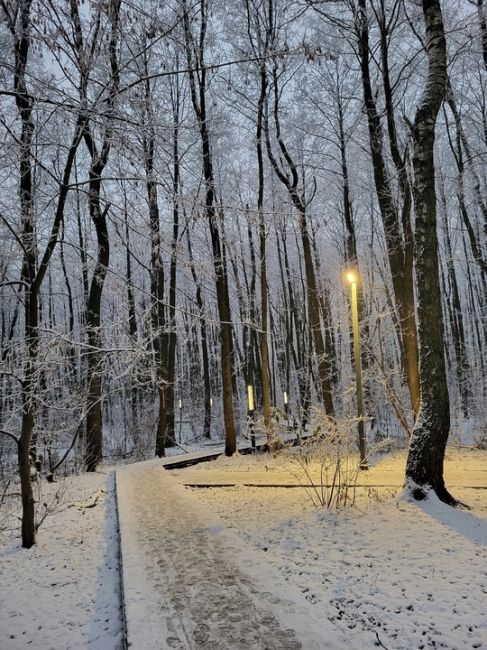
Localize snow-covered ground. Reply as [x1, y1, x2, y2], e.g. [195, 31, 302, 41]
[172, 448, 487, 650]
[0, 447, 485, 650]
[0, 469, 123, 650]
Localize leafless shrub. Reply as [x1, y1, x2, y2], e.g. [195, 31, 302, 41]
[278, 411, 362, 508]
[279, 409, 392, 509]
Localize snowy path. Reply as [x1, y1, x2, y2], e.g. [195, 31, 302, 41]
[115, 460, 352, 649]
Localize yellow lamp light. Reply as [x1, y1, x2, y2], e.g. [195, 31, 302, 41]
[345, 271, 356, 285]
[247, 384, 255, 412]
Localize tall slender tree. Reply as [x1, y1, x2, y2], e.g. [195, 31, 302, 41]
[182, 0, 237, 455]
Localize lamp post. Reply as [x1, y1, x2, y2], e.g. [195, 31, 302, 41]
[345, 271, 368, 470]
[178, 399, 183, 444]
[247, 384, 256, 449]
[283, 390, 289, 425]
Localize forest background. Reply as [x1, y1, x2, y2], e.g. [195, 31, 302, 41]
[1, 0, 486, 546]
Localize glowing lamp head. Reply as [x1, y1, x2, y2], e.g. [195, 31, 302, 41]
[345, 271, 357, 285]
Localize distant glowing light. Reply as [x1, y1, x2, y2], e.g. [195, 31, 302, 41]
[283, 391, 288, 405]
[345, 271, 357, 285]
[247, 384, 255, 412]
[178, 399, 182, 410]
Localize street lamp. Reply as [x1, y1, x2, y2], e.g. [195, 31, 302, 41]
[283, 390, 289, 422]
[345, 270, 368, 470]
[178, 398, 183, 444]
[247, 384, 256, 449]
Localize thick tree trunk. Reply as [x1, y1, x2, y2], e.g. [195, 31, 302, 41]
[81, 0, 120, 470]
[210, 223, 237, 455]
[405, 0, 454, 504]
[149, 172, 168, 457]
[19, 295, 37, 548]
[85, 192, 109, 472]
[13, 0, 37, 547]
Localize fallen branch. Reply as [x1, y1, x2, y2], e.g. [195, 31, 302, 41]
[68, 489, 105, 511]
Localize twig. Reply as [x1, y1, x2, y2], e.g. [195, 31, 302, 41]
[0, 480, 12, 507]
[375, 632, 390, 650]
[0, 429, 19, 445]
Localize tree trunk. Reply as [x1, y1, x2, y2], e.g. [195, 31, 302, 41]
[164, 90, 182, 448]
[355, 0, 420, 419]
[476, 0, 487, 72]
[183, 0, 236, 455]
[405, 0, 454, 504]
[186, 225, 212, 439]
[439, 178, 470, 417]
[85, 192, 110, 472]
[298, 207, 335, 416]
[81, 0, 120, 470]
[10, 0, 86, 541]
[265, 62, 335, 417]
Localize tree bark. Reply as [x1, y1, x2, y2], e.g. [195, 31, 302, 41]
[246, 0, 272, 431]
[186, 224, 212, 438]
[7, 0, 86, 542]
[405, 0, 455, 504]
[355, 0, 420, 419]
[183, 0, 236, 455]
[81, 0, 120, 470]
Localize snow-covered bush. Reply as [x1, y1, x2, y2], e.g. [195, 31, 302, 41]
[279, 410, 364, 508]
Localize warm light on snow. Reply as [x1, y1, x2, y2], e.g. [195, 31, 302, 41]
[173, 448, 487, 649]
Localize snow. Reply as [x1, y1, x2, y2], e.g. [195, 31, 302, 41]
[172, 448, 487, 650]
[116, 459, 352, 649]
[0, 469, 123, 650]
[0, 447, 485, 649]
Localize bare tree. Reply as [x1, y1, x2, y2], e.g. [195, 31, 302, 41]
[182, 0, 237, 455]
[353, 0, 420, 420]
[405, 0, 454, 504]
[69, 0, 121, 471]
[265, 58, 336, 418]
[245, 0, 273, 432]
[0, 0, 88, 545]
